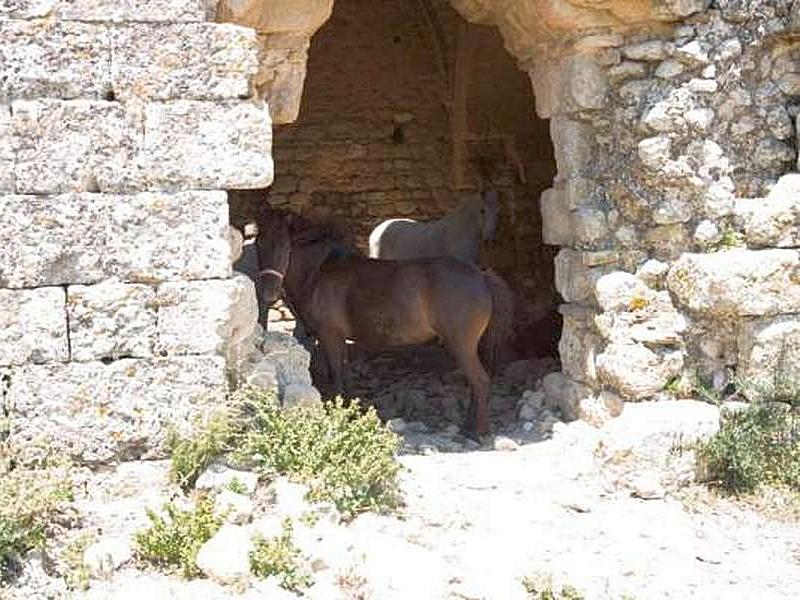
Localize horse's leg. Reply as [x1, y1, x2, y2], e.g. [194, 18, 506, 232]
[444, 339, 491, 438]
[317, 329, 347, 398]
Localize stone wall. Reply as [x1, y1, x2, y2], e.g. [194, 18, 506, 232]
[528, 0, 800, 413]
[0, 1, 271, 464]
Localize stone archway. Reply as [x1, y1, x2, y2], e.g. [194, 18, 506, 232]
[219, 0, 800, 422]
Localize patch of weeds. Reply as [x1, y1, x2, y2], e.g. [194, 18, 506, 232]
[133, 496, 222, 578]
[234, 388, 402, 518]
[0, 460, 74, 582]
[717, 226, 745, 249]
[249, 519, 311, 592]
[225, 477, 248, 495]
[61, 532, 96, 591]
[522, 574, 585, 599]
[697, 402, 800, 493]
[168, 409, 239, 491]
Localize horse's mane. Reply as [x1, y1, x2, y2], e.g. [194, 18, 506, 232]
[255, 206, 353, 248]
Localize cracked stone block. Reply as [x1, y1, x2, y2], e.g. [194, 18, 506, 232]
[111, 23, 259, 101]
[55, 0, 206, 22]
[0, 287, 68, 367]
[12, 100, 140, 194]
[67, 281, 157, 361]
[7, 356, 227, 464]
[105, 191, 232, 282]
[0, 21, 111, 101]
[0, 194, 110, 288]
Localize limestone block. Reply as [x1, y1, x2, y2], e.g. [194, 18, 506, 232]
[541, 371, 592, 422]
[112, 24, 259, 101]
[667, 249, 800, 317]
[217, 0, 333, 34]
[0, 0, 58, 18]
[0, 288, 68, 366]
[7, 356, 227, 464]
[56, 0, 206, 22]
[156, 275, 257, 359]
[0, 21, 110, 101]
[558, 305, 602, 385]
[622, 41, 670, 61]
[128, 100, 273, 191]
[572, 207, 609, 243]
[737, 316, 800, 397]
[106, 191, 232, 282]
[67, 281, 157, 361]
[0, 104, 12, 192]
[12, 100, 139, 194]
[261, 331, 320, 406]
[539, 188, 573, 245]
[0, 194, 109, 288]
[195, 524, 252, 585]
[562, 54, 608, 111]
[554, 248, 611, 306]
[596, 342, 684, 400]
[735, 175, 800, 248]
[550, 118, 595, 181]
[256, 34, 310, 124]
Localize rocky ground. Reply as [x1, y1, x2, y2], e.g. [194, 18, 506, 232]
[5, 335, 800, 600]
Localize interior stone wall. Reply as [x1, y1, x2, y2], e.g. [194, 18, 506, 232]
[0, 0, 270, 464]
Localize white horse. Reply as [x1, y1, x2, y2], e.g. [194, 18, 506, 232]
[368, 190, 500, 264]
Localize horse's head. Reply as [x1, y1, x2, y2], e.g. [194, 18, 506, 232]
[480, 190, 500, 242]
[254, 211, 293, 306]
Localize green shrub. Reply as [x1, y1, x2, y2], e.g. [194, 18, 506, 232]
[522, 574, 585, 599]
[134, 496, 222, 578]
[168, 409, 238, 491]
[234, 388, 402, 518]
[697, 403, 800, 493]
[249, 519, 311, 592]
[0, 464, 74, 581]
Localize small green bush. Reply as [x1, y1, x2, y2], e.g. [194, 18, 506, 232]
[168, 409, 238, 491]
[0, 464, 73, 581]
[235, 389, 402, 518]
[134, 496, 222, 578]
[697, 403, 800, 493]
[522, 574, 585, 599]
[249, 519, 310, 592]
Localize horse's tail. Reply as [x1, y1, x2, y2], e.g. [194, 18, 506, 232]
[479, 270, 514, 374]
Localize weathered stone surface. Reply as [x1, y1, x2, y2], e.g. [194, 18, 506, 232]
[562, 54, 608, 111]
[260, 331, 320, 406]
[196, 524, 253, 585]
[156, 275, 257, 359]
[7, 356, 227, 464]
[83, 537, 133, 578]
[554, 249, 611, 306]
[56, 0, 206, 22]
[558, 305, 601, 385]
[129, 100, 273, 191]
[196, 463, 259, 495]
[734, 174, 800, 248]
[0, 194, 109, 288]
[67, 281, 156, 361]
[0, 21, 110, 101]
[0, 104, 12, 192]
[0, 287, 68, 366]
[215, 490, 254, 525]
[0, 0, 58, 19]
[542, 371, 591, 422]
[550, 119, 595, 181]
[667, 249, 800, 317]
[217, 0, 333, 34]
[623, 40, 669, 61]
[540, 188, 573, 245]
[12, 100, 138, 194]
[596, 342, 683, 400]
[256, 34, 310, 124]
[737, 316, 800, 397]
[112, 24, 259, 101]
[106, 191, 232, 282]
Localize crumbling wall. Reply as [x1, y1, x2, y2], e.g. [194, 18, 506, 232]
[0, 0, 271, 464]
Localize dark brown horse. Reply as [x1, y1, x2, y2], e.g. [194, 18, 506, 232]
[254, 210, 514, 437]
